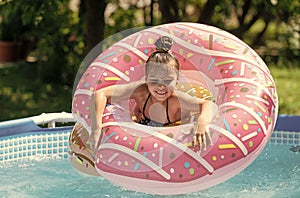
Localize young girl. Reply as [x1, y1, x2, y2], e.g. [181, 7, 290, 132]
[89, 36, 218, 156]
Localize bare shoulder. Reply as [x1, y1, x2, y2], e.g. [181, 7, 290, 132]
[131, 84, 149, 99]
[168, 94, 181, 109]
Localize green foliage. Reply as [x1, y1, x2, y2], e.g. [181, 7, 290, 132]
[0, 62, 72, 121]
[0, 2, 23, 41]
[104, 2, 144, 37]
[32, 8, 84, 86]
[269, 65, 300, 115]
[0, 0, 85, 84]
[5, 0, 85, 86]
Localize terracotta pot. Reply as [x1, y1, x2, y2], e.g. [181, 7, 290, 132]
[0, 41, 20, 62]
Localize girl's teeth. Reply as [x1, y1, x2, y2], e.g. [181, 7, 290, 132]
[157, 91, 166, 94]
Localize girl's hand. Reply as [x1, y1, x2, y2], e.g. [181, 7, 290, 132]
[88, 128, 102, 159]
[192, 116, 211, 151]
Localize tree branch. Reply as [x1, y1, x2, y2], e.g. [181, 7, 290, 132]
[86, 0, 107, 52]
[197, 0, 219, 24]
[158, 0, 180, 23]
[231, 2, 265, 36]
[238, 0, 252, 25]
[252, 15, 271, 47]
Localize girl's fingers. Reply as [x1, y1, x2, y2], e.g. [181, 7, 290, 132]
[195, 130, 208, 151]
[193, 134, 197, 149]
[198, 135, 202, 150]
[202, 133, 207, 151]
[192, 124, 210, 151]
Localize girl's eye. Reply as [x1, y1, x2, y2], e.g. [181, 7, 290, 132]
[148, 78, 175, 86]
[163, 80, 173, 85]
[149, 79, 159, 84]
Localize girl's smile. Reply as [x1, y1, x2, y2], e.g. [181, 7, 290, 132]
[146, 72, 177, 102]
[148, 83, 173, 102]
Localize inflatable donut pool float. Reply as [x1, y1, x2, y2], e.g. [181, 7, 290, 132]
[70, 22, 278, 195]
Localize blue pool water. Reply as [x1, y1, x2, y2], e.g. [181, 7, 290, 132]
[0, 143, 299, 198]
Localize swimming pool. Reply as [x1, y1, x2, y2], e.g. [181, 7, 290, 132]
[0, 113, 299, 197]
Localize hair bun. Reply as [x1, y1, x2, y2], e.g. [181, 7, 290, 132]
[154, 36, 173, 52]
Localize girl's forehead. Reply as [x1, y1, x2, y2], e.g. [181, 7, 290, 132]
[148, 72, 176, 79]
[147, 63, 177, 77]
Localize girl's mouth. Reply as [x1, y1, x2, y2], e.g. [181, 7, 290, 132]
[155, 90, 168, 95]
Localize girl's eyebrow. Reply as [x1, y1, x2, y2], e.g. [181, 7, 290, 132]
[148, 75, 175, 78]
[148, 78, 175, 81]
[148, 77, 159, 80]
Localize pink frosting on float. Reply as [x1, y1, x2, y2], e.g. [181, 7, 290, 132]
[72, 22, 278, 195]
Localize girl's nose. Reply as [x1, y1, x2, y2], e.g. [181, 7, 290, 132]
[157, 83, 166, 88]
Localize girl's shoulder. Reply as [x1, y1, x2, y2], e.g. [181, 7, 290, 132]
[132, 83, 149, 98]
[169, 94, 181, 106]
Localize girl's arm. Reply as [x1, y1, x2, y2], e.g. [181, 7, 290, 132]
[89, 80, 145, 156]
[174, 90, 218, 148]
[89, 90, 107, 157]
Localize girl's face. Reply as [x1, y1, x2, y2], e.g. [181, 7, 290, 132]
[146, 66, 178, 102]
